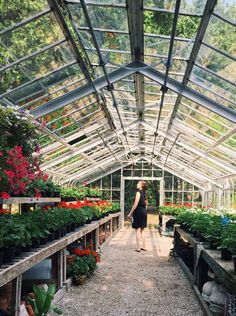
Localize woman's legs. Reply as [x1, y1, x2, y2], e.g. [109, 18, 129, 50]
[135, 228, 141, 251]
[140, 228, 146, 250]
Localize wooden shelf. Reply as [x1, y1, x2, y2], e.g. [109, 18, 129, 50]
[175, 227, 236, 295]
[176, 226, 199, 246]
[1, 197, 61, 204]
[201, 249, 236, 295]
[0, 212, 120, 288]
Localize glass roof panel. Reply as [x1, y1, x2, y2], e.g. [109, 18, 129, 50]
[190, 65, 236, 109]
[203, 15, 236, 57]
[5, 64, 85, 108]
[196, 45, 236, 86]
[0, 1, 49, 30]
[0, 13, 64, 66]
[0, 42, 75, 94]
[214, 0, 236, 24]
[143, 0, 206, 14]
[187, 81, 236, 109]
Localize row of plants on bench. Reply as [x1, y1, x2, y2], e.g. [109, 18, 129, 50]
[159, 205, 188, 216]
[59, 186, 102, 200]
[175, 208, 236, 257]
[0, 201, 120, 266]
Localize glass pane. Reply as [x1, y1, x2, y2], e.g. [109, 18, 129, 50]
[0, 1, 49, 30]
[196, 46, 236, 82]
[144, 0, 207, 14]
[7, 63, 85, 107]
[144, 10, 201, 38]
[0, 43, 75, 93]
[190, 65, 236, 107]
[0, 13, 64, 66]
[203, 15, 236, 57]
[214, 0, 236, 24]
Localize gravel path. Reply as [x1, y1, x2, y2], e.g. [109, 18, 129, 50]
[59, 228, 203, 316]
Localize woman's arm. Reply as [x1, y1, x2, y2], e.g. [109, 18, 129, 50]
[128, 192, 140, 218]
[145, 199, 148, 210]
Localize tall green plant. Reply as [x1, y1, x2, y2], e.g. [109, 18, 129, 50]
[27, 284, 62, 316]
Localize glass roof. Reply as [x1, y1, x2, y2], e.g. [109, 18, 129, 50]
[0, 0, 235, 189]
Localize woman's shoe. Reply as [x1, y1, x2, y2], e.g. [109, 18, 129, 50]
[141, 248, 147, 251]
[135, 249, 141, 252]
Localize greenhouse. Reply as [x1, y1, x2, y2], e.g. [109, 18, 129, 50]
[0, 0, 235, 315]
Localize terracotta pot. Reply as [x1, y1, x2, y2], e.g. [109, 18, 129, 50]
[66, 255, 76, 265]
[74, 275, 87, 285]
[26, 304, 35, 316]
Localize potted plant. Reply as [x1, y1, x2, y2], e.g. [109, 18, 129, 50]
[218, 223, 236, 261]
[67, 256, 89, 285]
[26, 284, 62, 316]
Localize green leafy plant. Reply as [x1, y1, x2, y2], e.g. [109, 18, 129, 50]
[27, 284, 62, 316]
[67, 256, 89, 280]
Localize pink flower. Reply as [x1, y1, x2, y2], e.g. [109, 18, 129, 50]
[0, 152, 3, 157]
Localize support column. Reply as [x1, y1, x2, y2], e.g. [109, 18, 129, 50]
[11, 275, 22, 316]
[95, 227, 100, 251]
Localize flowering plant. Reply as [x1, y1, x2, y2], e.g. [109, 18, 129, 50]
[0, 146, 50, 198]
[0, 105, 39, 156]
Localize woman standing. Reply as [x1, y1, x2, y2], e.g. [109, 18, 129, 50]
[128, 181, 148, 252]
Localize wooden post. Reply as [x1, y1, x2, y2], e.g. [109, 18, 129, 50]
[11, 275, 22, 316]
[110, 218, 113, 234]
[58, 250, 65, 289]
[95, 227, 99, 251]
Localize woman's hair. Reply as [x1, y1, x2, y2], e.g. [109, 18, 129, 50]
[139, 181, 147, 191]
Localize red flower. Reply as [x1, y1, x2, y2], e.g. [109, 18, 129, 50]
[52, 124, 57, 129]
[4, 170, 15, 178]
[43, 174, 49, 182]
[6, 158, 14, 165]
[15, 146, 22, 153]
[0, 152, 3, 157]
[1, 192, 10, 199]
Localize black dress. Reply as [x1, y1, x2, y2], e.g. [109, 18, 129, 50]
[132, 189, 147, 229]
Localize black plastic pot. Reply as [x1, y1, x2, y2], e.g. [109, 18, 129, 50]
[232, 255, 236, 273]
[209, 241, 218, 250]
[0, 250, 3, 267]
[31, 239, 40, 248]
[14, 246, 21, 257]
[221, 248, 232, 261]
[48, 232, 55, 242]
[40, 236, 48, 245]
[2, 246, 15, 264]
[54, 229, 61, 240]
[85, 219, 92, 224]
[22, 245, 31, 253]
[71, 223, 76, 231]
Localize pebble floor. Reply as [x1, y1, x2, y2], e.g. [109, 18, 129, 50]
[59, 228, 204, 316]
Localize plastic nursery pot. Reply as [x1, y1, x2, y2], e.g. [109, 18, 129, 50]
[47, 232, 55, 242]
[0, 250, 3, 268]
[14, 246, 22, 257]
[209, 241, 218, 250]
[2, 246, 15, 264]
[232, 256, 236, 273]
[73, 275, 87, 285]
[40, 236, 48, 246]
[221, 248, 232, 261]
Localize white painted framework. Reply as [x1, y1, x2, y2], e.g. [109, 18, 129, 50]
[1, 0, 235, 208]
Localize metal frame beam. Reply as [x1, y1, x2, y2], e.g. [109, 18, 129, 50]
[139, 64, 236, 123]
[141, 120, 236, 175]
[40, 119, 139, 170]
[31, 63, 137, 117]
[143, 156, 205, 190]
